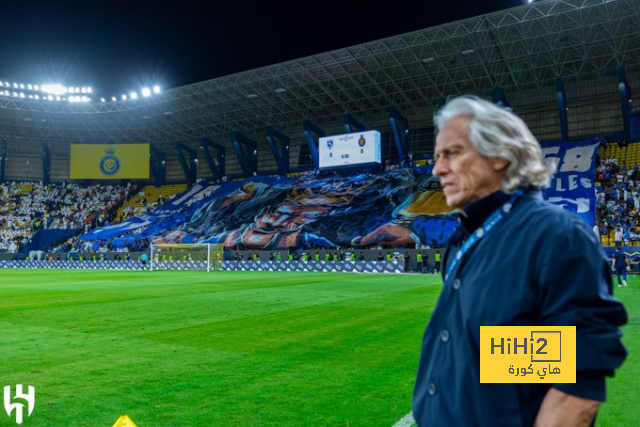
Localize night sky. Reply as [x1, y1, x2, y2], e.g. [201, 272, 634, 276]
[1, 0, 522, 98]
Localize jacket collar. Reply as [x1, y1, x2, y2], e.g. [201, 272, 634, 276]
[459, 190, 511, 233]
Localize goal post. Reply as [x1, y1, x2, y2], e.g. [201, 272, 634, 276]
[149, 243, 225, 271]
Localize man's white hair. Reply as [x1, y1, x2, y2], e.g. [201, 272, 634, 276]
[435, 95, 556, 193]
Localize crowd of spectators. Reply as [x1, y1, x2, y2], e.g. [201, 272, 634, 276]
[53, 189, 179, 254]
[0, 181, 136, 253]
[120, 190, 162, 219]
[595, 158, 640, 244]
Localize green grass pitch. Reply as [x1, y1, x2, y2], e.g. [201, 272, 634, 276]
[0, 270, 637, 426]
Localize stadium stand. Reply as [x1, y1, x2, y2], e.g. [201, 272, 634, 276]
[595, 141, 640, 247]
[115, 184, 188, 221]
[0, 181, 135, 253]
[0, 0, 637, 265]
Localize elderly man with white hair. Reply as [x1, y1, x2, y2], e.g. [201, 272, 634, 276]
[413, 96, 627, 427]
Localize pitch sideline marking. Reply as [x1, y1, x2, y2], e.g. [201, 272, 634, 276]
[392, 412, 414, 427]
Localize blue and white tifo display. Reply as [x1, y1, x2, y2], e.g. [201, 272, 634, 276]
[319, 130, 382, 170]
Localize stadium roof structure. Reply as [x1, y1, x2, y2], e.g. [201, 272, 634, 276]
[1, 0, 640, 168]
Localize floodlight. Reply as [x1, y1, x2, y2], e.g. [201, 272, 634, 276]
[19, 84, 24, 89]
[34, 95, 39, 100]
[41, 84, 68, 95]
[122, 95, 127, 100]
[81, 87, 87, 93]
[27, 84, 33, 90]
[142, 87, 151, 97]
[130, 92, 138, 99]
[100, 98, 105, 102]
[56, 96, 61, 101]
[34, 85, 39, 91]
[153, 85, 161, 94]
[111, 96, 117, 102]
[28, 95, 33, 99]
[82, 96, 89, 102]
[87, 87, 92, 93]
[13, 92, 18, 97]
[47, 95, 53, 101]
[13, 83, 18, 88]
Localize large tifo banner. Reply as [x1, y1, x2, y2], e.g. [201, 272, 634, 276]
[79, 142, 598, 250]
[70, 143, 150, 179]
[540, 138, 598, 227]
[80, 170, 461, 249]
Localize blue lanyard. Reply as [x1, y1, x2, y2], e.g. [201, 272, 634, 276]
[445, 190, 524, 282]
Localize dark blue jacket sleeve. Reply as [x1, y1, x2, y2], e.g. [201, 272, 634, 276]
[536, 218, 628, 401]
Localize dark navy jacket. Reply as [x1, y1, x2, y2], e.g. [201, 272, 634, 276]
[413, 190, 627, 427]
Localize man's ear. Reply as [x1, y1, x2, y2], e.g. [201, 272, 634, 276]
[493, 158, 509, 172]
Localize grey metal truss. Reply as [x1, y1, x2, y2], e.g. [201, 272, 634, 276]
[1, 0, 640, 160]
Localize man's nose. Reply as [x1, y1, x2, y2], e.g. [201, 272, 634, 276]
[433, 158, 447, 177]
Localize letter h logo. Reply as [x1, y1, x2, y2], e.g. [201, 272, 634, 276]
[4, 385, 35, 425]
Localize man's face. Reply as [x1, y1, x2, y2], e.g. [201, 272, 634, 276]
[433, 116, 507, 211]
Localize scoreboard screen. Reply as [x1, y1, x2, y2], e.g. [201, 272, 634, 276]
[318, 130, 381, 170]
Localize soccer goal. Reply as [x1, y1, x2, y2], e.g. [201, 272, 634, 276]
[149, 243, 224, 272]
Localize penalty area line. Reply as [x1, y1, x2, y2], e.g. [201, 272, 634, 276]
[392, 412, 414, 427]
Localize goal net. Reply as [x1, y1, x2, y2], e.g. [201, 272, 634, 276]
[149, 243, 224, 272]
